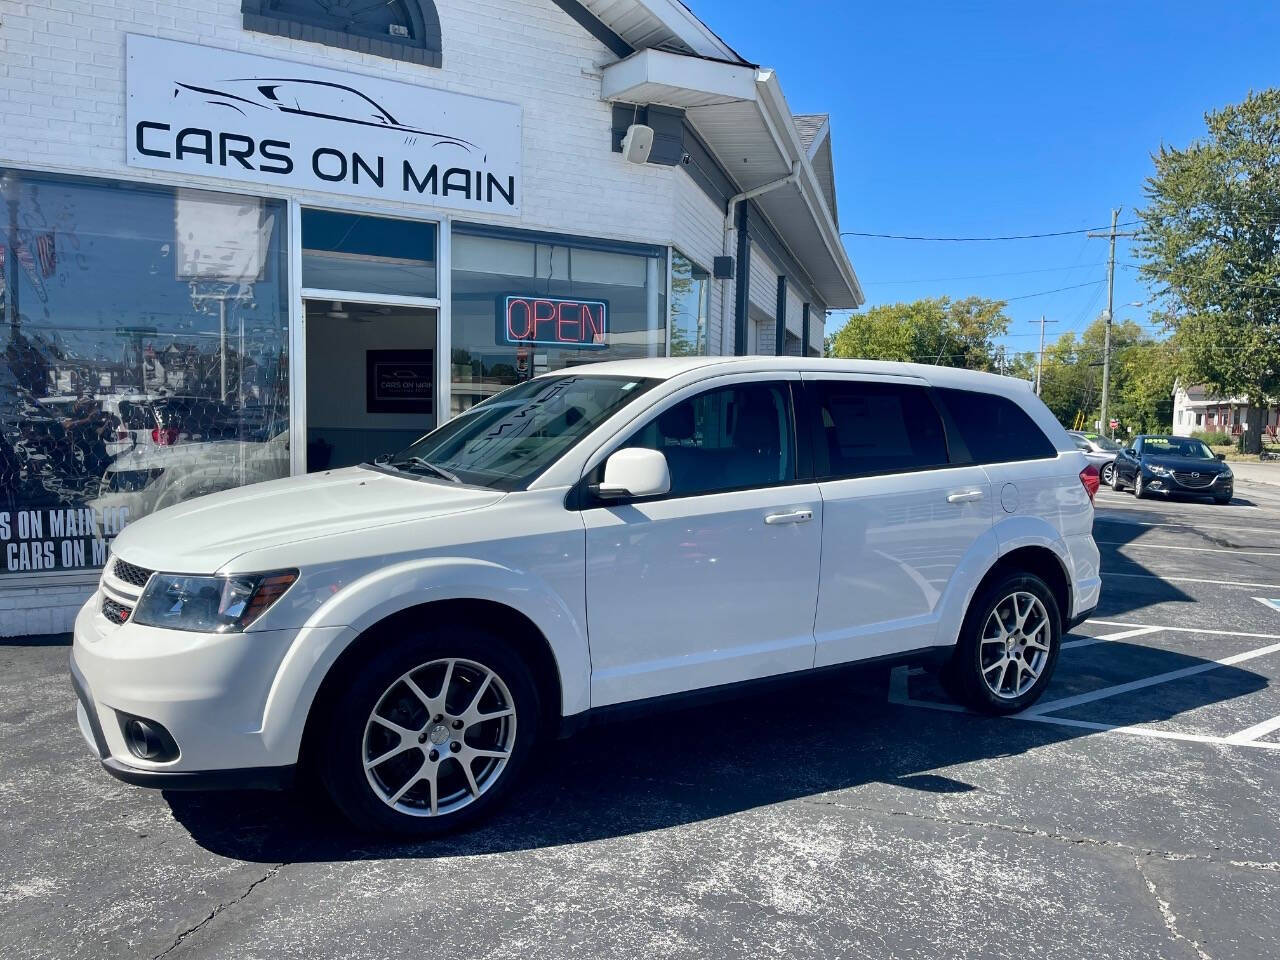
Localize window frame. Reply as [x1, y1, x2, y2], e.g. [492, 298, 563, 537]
[241, 0, 443, 68]
[574, 373, 806, 508]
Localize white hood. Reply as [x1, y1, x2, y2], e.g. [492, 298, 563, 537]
[108, 466, 505, 573]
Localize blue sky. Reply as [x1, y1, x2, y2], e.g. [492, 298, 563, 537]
[689, 0, 1280, 356]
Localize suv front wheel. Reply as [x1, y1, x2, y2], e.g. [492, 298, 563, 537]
[946, 572, 1061, 714]
[317, 624, 541, 835]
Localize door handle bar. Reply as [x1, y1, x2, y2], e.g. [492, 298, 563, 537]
[946, 491, 984, 504]
[764, 509, 814, 525]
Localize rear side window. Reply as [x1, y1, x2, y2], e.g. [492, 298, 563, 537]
[936, 388, 1057, 464]
[808, 380, 949, 479]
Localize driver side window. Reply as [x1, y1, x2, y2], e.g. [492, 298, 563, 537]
[622, 381, 795, 498]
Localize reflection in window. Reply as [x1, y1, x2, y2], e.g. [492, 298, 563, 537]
[301, 209, 437, 298]
[449, 229, 666, 416]
[0, 170, 290, 574]
[669, 251, 709, 357]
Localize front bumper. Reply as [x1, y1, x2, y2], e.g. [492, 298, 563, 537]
[70, 592, 311, 790]
[1142, 469, 1233, 497]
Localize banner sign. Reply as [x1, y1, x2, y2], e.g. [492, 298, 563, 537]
[366, 349, 434, 414]
[0, 507, 128, 574]
[498, 296, 609, 349]
[126, 35, 522, 214]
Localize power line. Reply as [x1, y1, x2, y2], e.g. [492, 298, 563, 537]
[840, 221, 1140, 242]
[865, 261, 1108, 284]
[1002, 279, 1106, 302]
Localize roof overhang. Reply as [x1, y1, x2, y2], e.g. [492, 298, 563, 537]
[602, 48, 864, 308]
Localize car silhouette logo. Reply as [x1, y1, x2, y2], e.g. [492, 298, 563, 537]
[173, 76, 477, 153]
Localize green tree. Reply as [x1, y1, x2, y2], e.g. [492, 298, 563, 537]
[1136, 88, 1280, 452]
[1038, 315, 1154, 433]
[826, 296, 1011, 369]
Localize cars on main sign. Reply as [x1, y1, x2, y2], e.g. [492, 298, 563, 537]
[1108, 433, 1234, 504]
[71, 358, 1101, 835]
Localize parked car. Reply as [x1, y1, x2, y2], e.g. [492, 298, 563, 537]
[71, 359, 1101, 835]
[1067, 430, 1122, 486]
[1109, 433, 1234, 503]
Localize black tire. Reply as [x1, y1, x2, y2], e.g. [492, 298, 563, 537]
[945, 572, 1062, 714]
[1109, 465, 1125, 491]
[1133, 473, 1148, 499]
[317, 623, 542, 836]
[1100, 462, 1115, 487]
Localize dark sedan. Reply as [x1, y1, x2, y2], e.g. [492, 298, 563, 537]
[1110, 434, 1234, 504]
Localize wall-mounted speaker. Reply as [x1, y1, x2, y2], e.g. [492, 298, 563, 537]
[620, 123, 654, 165]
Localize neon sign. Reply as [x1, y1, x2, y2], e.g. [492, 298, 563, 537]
[499, 296, 608, 349]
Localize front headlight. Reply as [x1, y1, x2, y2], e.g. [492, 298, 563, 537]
[131, 570, 297, 632]
[1147, 463, 1172, 476]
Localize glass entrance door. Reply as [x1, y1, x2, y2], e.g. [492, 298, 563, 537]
[303, 300, 437, 471]
[300, 207, 440, 472]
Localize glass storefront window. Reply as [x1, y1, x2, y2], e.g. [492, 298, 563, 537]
[0, 171, 289, 574]
[669, 250, 709, 357]
[301, 209, 436, 297]
[449, 228, 666, 414]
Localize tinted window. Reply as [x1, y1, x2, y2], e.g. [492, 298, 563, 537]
[937, 388, 1057, 464]
[623, 381, 794, 497]
[809, 380, 949, 479]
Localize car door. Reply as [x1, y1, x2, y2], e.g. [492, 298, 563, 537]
[581, 374, 823, 706]
[1116, 437, 1142, 484]
[801, 374, 995, 667]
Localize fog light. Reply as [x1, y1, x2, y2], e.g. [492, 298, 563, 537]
[1150, 480, 1163, 489]
[120, 714, 179, 762]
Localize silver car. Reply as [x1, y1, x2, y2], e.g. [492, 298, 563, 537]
[1068, 430, 1122, 486]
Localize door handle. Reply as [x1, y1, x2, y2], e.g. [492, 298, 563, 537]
[764, 509, 814, 525]
[946, 490, 984, 504]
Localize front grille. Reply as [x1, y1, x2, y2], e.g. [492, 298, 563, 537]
[112, 557, 154, 588]
[1172, 471, 1216, 489]
[102, 597, 132, 625]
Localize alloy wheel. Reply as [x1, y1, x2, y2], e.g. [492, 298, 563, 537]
[979, 591, 1052, 700]
[1101, 462, 1115, 485]
[362, 658, 516, 817]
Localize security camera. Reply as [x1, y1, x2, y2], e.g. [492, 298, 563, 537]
[680, 152, 692, 165]
[620, 123, 654, 165]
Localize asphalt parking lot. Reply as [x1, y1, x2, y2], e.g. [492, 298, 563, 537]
[3, 477, 1280, 960]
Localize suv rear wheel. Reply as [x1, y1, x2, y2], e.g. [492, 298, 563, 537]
[317, 623, 541, 835]
[946, 572, 1061, 714]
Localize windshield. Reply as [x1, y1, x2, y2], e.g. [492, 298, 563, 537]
[1141, 436, 1215, 459]
[1092, 435, 1123, 452]
[384, 374, 659, 490]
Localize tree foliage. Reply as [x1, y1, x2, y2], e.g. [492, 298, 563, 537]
[1136, 88, 1280, 451]
[826, 296, 1011, 369]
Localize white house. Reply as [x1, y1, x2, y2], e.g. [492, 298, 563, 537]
[1172, 381, 1279, 438]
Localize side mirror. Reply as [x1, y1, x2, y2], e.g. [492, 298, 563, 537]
[595, 448, 670, 500]
[1125, 448, 1136, 457]
[1216, 453, 1227, 461]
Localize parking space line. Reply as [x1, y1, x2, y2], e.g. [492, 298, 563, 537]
[1225, 714, 1280, 745]
[1104, 571, 1280, 590]
[1023, 639, 1280, 716]
[1085, 619, 1280, 641]
[1062, 625, 1162, 650]
[1097, 541, 1280, 558]
[887, 667, 1280, 751]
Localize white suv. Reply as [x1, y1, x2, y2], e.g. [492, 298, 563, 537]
[71, 358, 1101, 835]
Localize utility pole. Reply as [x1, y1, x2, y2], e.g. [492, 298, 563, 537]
[1088, 209, 1137, 438]
[1032, 314, 1058, 396]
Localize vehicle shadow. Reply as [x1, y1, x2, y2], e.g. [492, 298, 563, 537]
[165, 642, 1267, 865]
[1089, 514, 1194, 620]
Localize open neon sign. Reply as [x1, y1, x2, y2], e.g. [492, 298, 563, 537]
[500, 296, 608, 349]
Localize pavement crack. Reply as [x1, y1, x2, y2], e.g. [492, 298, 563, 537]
[1134, 854, 1213, 960]
[152, 863, 284, 959]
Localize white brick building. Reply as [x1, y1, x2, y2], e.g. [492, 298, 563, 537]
[0, 0, 862, 633]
